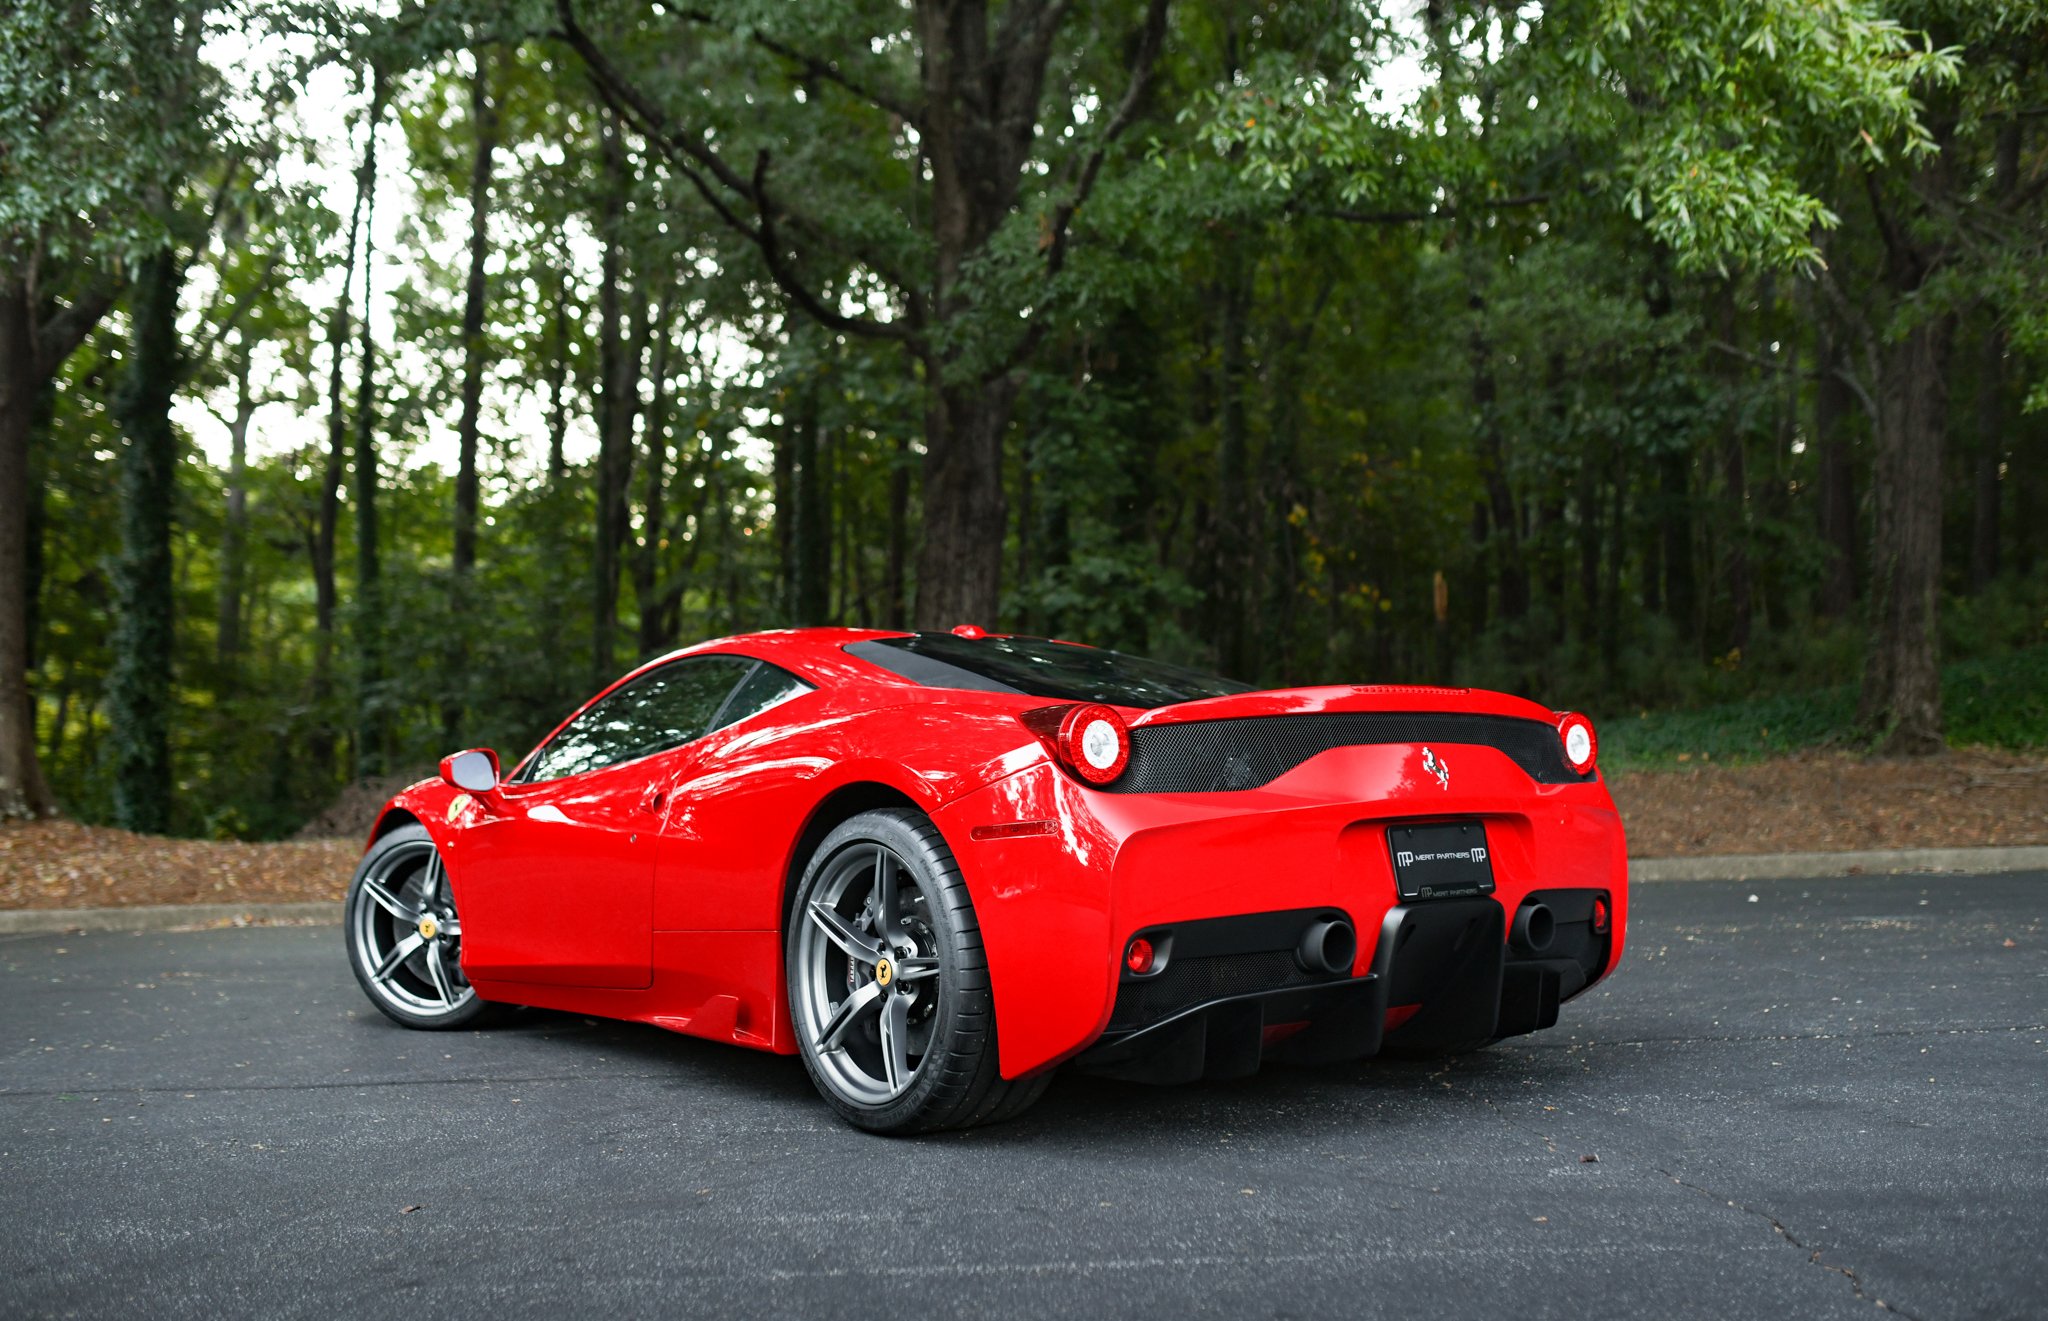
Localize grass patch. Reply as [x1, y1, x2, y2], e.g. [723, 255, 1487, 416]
[1599, 645, 2048, 771]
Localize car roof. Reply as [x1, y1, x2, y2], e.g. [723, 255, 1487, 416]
[633, 626, 920, 691]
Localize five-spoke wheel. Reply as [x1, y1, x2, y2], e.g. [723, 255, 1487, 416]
[795, 841, 944, 1103]
[345, 822, 498, 1030]
[787, 808, 1049, 1133]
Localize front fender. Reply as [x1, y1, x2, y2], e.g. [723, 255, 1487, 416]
[365, 779, 463, 859]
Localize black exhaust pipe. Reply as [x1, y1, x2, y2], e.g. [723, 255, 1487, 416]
[1510, 901, 1555, 955]
[1297, 918, 1358, 975]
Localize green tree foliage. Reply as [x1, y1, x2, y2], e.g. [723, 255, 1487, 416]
[6, 0, 2046, 836]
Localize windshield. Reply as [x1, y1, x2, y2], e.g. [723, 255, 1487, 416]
[844, 634, 1252, 709]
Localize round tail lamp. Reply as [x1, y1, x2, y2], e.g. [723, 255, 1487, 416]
[1557, 712, 1598, 776]
[1058, 703, 1130, 785]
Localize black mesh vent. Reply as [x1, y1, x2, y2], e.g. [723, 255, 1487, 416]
[1107, 712, 1589, 794]
[1108, 951, 1319, 1032]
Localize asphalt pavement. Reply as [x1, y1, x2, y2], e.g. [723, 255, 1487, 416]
[3, 873, 2043, 1320]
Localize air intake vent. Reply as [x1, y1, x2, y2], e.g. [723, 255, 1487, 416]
[1108, 712, 1590, 794]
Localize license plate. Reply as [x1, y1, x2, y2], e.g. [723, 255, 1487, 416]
[1386, 821, 1495, 901]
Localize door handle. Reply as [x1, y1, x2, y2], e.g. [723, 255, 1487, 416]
[638, 786, 667, 815]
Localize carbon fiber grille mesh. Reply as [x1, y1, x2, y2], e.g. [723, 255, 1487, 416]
[1109, 712, 1588, 793]
[1107, 951, 1316, 1032]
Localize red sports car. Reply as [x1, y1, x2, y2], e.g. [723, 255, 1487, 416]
[345, 627, 1627, 1133]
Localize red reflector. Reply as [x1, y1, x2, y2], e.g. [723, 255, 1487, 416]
[1125, 937, 1155, 975]
[1591, 896, 1611, 933]
[968, 820, 1058, 842]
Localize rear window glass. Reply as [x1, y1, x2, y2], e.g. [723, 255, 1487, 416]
[844, 634, 1250, 709]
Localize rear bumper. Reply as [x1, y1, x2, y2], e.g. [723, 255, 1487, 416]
[934, 742, 1629, 1080]
[1074, 893, 1611, 1083]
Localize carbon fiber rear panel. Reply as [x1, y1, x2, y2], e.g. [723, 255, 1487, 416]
[1109, 712, 1589, 793]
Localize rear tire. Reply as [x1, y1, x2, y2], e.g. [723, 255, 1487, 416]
[786, 808, 1046, 1134]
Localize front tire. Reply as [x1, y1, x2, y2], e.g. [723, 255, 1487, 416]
[787, 808, 1047, 1134]
[345, 822, 501, 1031]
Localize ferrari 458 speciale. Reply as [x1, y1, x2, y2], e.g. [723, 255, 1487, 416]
[345, 627, 1627, 1133]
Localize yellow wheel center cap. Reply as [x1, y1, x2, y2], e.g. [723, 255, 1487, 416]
[417, 915, 439, 940]
[874, 957, 894, 987]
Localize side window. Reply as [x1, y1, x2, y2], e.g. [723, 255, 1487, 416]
[712, 662, 812, 732]
[521, 656, 756, 782]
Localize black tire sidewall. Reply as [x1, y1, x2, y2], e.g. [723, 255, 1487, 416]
[786, 809, 992, 1133]
[344, 822, 495, 1031]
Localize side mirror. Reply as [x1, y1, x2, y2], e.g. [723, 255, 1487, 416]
[440, 748, 501, 794]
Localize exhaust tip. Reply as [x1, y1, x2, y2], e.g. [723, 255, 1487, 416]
[1511, 902, 1555, 955]
[1297, 918, 1358, 975]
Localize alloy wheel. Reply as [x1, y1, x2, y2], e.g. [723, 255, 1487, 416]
[348, 839, 475, 1019]
[793, 843, 942, 1105]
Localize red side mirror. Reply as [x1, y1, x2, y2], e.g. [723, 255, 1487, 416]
[439, 748, 501, 793]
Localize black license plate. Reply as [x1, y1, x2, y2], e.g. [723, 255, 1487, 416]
[1386, 821, 1495, 901]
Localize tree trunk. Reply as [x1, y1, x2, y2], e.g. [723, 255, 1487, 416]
[1576, 447, 1602, 646]
[2014, 412, 2040, 579]
[1859, 315, 1953, 754]
[24, 383, 49, 709]
[545, 243, 570, 488]
[1719, 426, 1752, 653]
[913, 373, 1018, 628]
[773, 401, 795, 621]
[1601, 446, 1624, 682]
[1716, 286, 1752, 654]
[1013, 414, 1033, 621]
[835, 427, 855, 623]
[1971, 121, 2020, 592]
[634, 301, 674, 657]
[902, 0, 1073, 628]
[215, 346, 254, 669]
[1469, 293, 1524, 620]
[791, 386, 831, 626]
[1814, 322, 1858, 619]
[845, 430, 871, 626]
[1213, 242, 1255, 678]
[312, 107, 370, 778]
[1970, 321, 2003, 590]
[0, 281, 56, 818]
[596, 283, 648, 677]
[884, 430, 909, 629]
[591, 111, 644, 685]
[451, 49, 498, 586]
[446, 47, 499, 740]
[108, 248, 184, 833]
[353, 82, 386, 778]
[1659, 449, 1696, 638]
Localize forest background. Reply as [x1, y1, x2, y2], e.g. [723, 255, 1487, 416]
[3, 0, 2044, 841]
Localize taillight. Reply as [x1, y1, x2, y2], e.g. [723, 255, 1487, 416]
[1057, 703, 1130, 785]
[1125, 937, 1155, 974]
[1557, 712, 1598, 775]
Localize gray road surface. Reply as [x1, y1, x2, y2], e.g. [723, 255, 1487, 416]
[3, 873, 2043, 1319]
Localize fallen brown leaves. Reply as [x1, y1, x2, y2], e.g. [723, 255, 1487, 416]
[0, 819, 355, 910]
[4, 748, 2045, 910]
[1611, 748, 2048, 857]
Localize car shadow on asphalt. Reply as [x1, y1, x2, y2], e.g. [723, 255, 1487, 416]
[454, 1003, 1587, 1143]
